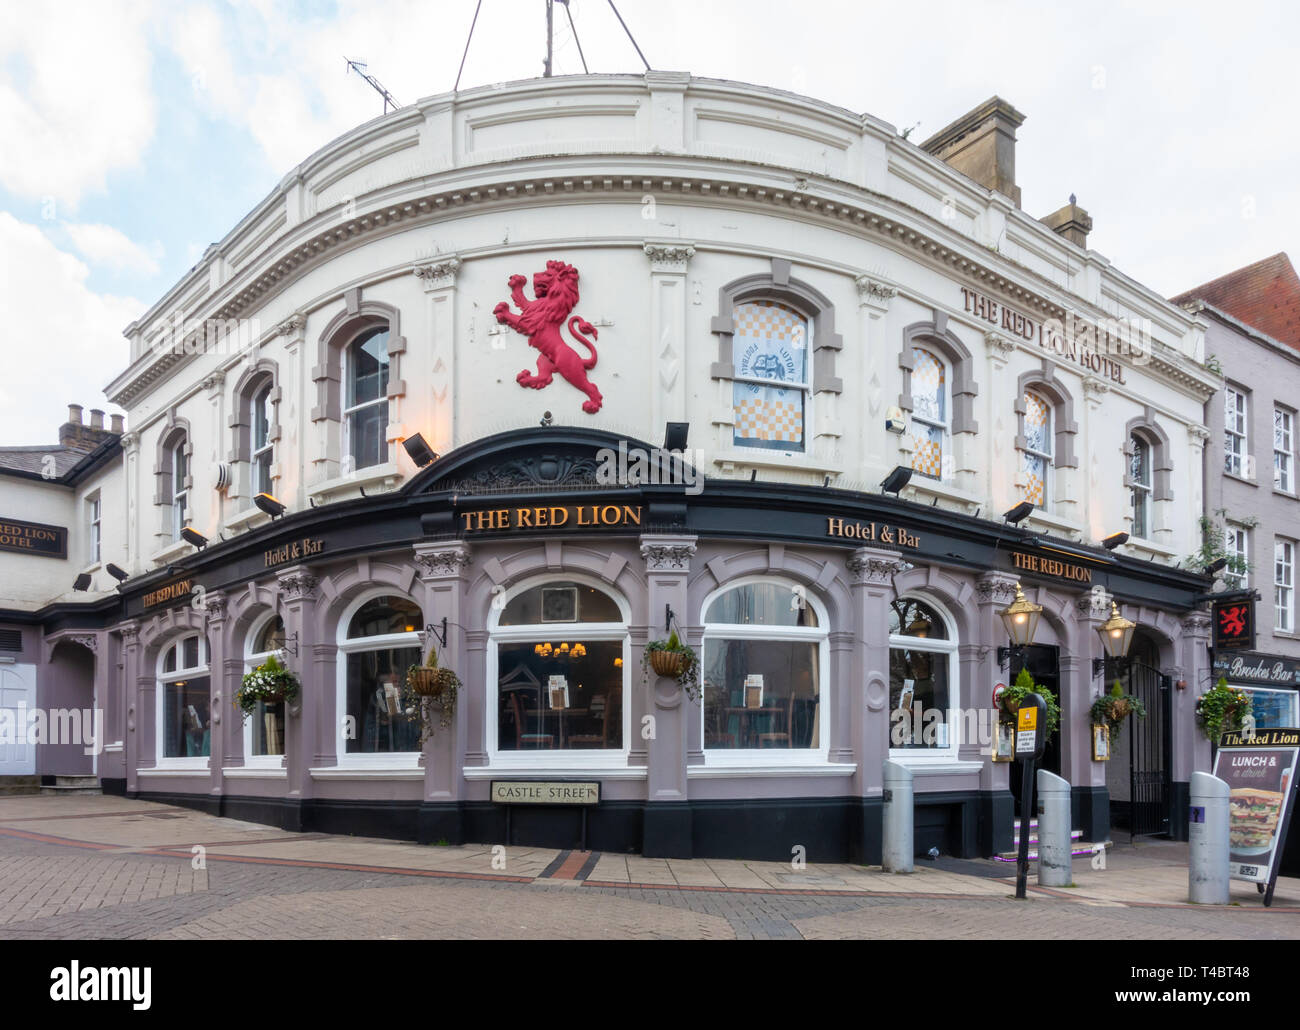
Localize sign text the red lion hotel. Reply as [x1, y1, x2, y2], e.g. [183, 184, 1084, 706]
[961, 286, 1143, 384]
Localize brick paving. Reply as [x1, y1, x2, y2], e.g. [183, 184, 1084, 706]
[1, 795, 1299, 939]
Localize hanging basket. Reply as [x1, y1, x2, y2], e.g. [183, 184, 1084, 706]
[649, 650, 686, 678]
[407, 666, 458, 698]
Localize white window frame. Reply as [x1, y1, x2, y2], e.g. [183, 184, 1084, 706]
[1225, 524, 1250, 590]
[171, 440, 188, 541]
[87, 493, 102, 566]
[485, 573, 632, 771]
[1022, 389, 1054, 510]
[1225, 387, 1248, 478]
[1276, 539, 1295, 634]
[1130, 434, 1152, 540]
[730, 300, 812, 456]
[342, 328, 390, 473]
[243, 612, 287, 769]
[910, 346, 950, 482]
[155, 634, 210, 770]
[251, 382, 274, 497]
[334, 590, 424, 769]
[700, 575, 830, 769]
[1275, 407, 1294, 494]
[888, 594, 961, 764]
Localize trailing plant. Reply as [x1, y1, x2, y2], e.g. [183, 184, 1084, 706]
[403, 645, 461, 745]
[642, 630, 702, 701]
[234, 653, 299, 716]
[1196, 676, 1251, 742]
[1090, 678, 1147, 742]
[997, 665, 1061, 741]
[1180, 508, 1257, 581]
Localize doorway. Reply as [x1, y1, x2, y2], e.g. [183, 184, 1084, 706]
[1106, 633, 1171, 838]
[1008, 644, 1060, 811]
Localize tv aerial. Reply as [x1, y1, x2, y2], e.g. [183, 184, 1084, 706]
[345, 58, 402, 114]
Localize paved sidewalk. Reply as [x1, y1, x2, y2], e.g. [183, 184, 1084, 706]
[1, 795, 1298, 939]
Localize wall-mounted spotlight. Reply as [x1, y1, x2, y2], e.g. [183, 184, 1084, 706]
[254, 492, 287, 519]
[72, 573, 92, 591]
[880, 465, 912, 496]
[663, 422, 689, 452]
[105, 563, 129, 583]
[181, 526, 208, 550]
[401, 432, 439, 468]
[1003, 501, 1034, 525]
[1101, 531, 1129, 550]
[1205, 557, 1228, 577]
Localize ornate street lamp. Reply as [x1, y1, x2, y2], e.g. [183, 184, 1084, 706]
[1092, 601, 1136, 677]
[996, 583, 1043, 668]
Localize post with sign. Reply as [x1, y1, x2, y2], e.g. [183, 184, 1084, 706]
[1014, 693, 1048, 900]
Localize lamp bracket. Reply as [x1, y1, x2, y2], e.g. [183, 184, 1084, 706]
[279, 632, 300, 657]
[424, 618, 448, 650]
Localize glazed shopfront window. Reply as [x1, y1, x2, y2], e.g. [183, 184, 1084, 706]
[339, 595, 422, 755]
[158, 634, 210, 762]
[494, 582, 627, 753]
[730, 300, 809, 452]
[888, 597, 957, 753]
[245, 614, 287, 761]
[702, 581, 824, 752]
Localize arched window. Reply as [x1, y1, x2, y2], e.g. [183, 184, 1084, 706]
[490, 579, 628, 757]
[244, 614, 286, 765]
[337, 595, 422, 758]
[888, 597, 958, 756]
[730, 300, 810, 453]
[157, 634, 210, 764]
[1129, 433, 1153, 539]
[251, 382, 274, 496]
[701, 580, 827, 756]
[909, 347, 949, 480]
[345, 327, 390, 471]
[154, 425, 192, 543]
[1020, 389, 1053, 508]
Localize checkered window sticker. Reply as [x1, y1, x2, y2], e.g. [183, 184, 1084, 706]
[910, 348, 947, 479]
[1021, 390, 1053, 506]
[732, 300, 808, 451]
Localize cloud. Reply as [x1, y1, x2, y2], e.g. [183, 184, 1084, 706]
[0, 0, 158, 209]
[63, 222, 163, 277]
[0, 213, 142, 444]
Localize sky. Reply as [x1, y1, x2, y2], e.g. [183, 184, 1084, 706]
[1, 0, 1297, 445]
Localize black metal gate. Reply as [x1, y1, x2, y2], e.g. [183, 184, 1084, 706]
[1121, 660, 1172, 838]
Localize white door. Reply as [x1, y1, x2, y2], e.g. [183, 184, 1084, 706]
[0, 664, 35, 775]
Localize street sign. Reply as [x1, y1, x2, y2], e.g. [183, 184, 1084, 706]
[1016, 705, 1038, 757]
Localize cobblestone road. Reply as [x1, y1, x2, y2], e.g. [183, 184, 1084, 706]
[2, 797, 1299, 940]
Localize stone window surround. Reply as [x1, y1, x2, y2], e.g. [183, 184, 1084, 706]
[710, 258, 844, 394]
[1014, 361, 1079, 470]
[311, 288, 406, 426]
[1124, 408, 1173, 502]
[152, 415, 193, 511]
[228, 359, 282, 495]
[898, 314, 977, 434]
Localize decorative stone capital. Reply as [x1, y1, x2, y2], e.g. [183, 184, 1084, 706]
[413, 256, 461, 291]
[201, 371, 226, 394]
[855, 275, 898, 310]
[643, 242, 695, 274]
[276, 568, 319, 604]
[1075, 584, 1113, 620]
[985, 332, 1016, 361]
[118, 430, 141, 455]
[1082, 375, 1110, 400]
[640, 536, 697, 572]
[1180, 608, 1212, 638]
[976, 570, 1020, 605]
[846, 546, 909, 585]
[413, 541, 473, 579]
[204, 593, 228, 622]
[276, 312, 307, 346]
[1187, 424, 1211, 447]
[116, 621, 140, 645]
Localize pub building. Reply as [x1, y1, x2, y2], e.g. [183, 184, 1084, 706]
[0, 73, 1228, 860]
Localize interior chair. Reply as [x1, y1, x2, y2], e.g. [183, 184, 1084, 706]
[757, 694, 795, 748]
[510, 692, 554, 749]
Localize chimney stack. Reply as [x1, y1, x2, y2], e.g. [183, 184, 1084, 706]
[89, 409, 104, 430]
[1039, 195, 1093, 249]
[67, 404, 84, 425]
[59, 403, 121, 452]
[110, 414, 125, 435]
[920, 97, 1026, 207]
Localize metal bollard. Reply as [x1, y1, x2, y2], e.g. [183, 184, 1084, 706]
[882, 760, 913, 873]
[1189, 770, 1230, 905]
[1036, 769, 1072, 887]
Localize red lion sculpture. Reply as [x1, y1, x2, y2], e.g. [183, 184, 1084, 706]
[492, 260, 603, 414]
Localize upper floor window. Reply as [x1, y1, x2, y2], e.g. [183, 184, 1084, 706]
[1020, 390, 1053, 508]
[701, 580, 825, 755]
[158, 634, 210, 762]
[909, 347, 948, 480]
[1129, 434, 1152, 539]
[345, 326, 391, 471]
[730, 301, 808, 453]
[1275, 407, 1294, 493]
[1276, 539, 1295, 633]
[251, 382, 273, 496]
[1225, 387, 1248, 477]
[170, 436, 189, 540]
[1225, 524, 1250, 590]
[87, 494, 101, 565]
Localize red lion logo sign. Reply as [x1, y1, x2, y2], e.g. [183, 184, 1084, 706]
[492, 260, 603, 414]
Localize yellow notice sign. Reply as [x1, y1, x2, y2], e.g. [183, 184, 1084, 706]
[1018, 707, 1038, 732]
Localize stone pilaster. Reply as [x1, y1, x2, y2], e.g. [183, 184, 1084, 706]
[276, 567, 319, 828]
[414, 257, 460, 458]
[856, 276, 897, 480]
[202, 593, 230, 799]
[644, 243, 695, 433]
[116, 621, 140, 788]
